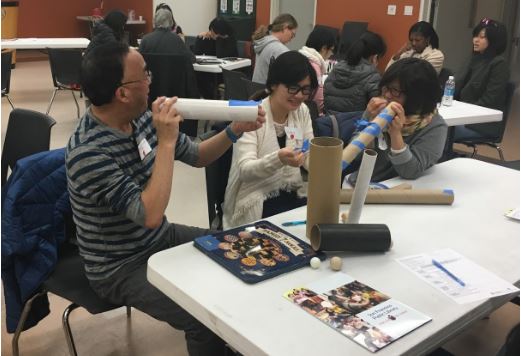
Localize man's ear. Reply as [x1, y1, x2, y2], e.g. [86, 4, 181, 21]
[115, 86, 129, 103]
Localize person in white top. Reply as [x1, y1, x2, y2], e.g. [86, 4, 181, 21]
[299, 27, 337, 115]
[223, 51, 318, 228]
[386, 21, 444, 74]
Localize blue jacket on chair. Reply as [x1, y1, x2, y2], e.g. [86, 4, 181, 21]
[1, 148, 70, 333]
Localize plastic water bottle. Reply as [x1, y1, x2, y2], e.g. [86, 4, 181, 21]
[442, 76, 455, 106]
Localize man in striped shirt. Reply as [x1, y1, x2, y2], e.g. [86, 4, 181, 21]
[66, 42, 265, 355]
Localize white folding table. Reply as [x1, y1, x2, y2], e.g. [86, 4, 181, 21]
[148, 158, 519, 356]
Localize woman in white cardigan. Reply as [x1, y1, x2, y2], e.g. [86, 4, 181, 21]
[223, 51, 317, 228]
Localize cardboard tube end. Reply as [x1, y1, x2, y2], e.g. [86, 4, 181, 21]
[310, 225, 321, 251]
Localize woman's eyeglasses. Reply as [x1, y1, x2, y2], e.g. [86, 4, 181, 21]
[480, 17, 497, 27]
[382, 85, 404, 97]
[286, 84, 312, 96]
[119, 69, 152, 87]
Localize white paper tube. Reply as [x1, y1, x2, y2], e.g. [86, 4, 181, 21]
[166, 98, 259, 122]
[346, 149, 377, 224]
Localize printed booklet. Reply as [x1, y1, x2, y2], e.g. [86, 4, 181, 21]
[284, 273, 431, 352]
[194, 220, 325, 284]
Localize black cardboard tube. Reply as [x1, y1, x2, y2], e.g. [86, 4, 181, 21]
[310, 224, 392, 252]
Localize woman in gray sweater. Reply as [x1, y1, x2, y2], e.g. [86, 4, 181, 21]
[348, 58, 447, 183]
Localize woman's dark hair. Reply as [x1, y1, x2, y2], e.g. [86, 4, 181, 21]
[346, 31, 386, 66]
[252, 13, 298, 41]
[250, 51, 318, 101]
[103, 10, 127, 41]
[81, 42, 130, 106]
[409, 21, 439, 49]
[380, 58, 442, 116]
[305, 27, 337, 53]
[209, 17, 234, 37]
[472, 18, 507, 57]
[155, 3, 177, 28]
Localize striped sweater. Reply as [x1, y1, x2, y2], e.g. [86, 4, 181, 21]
[65, 108, 199, 280]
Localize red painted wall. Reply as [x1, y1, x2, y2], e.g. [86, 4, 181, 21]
[16, 0, 152, 38]
[255, 0, 421, 71]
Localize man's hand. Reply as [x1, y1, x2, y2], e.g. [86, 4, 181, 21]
[229, 105, 266, 136]
[151, 96, 183, 146]
[198, 31, 213, 40]
[278, 147, 305, 167]
[366, 97, 388, 119]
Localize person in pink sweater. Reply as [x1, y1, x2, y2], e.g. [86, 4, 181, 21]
[299, 27, 337, 114]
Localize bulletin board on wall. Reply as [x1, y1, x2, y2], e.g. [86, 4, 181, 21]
[217, 0, 256, 41]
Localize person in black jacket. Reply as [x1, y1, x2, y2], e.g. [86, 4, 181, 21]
[85, 10, 127, 55]
[138, 8, 195, 63]
[454, 17, 510, 139]
[194, 17, 238, 58]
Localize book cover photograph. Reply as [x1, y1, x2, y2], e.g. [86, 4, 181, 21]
[284, 273, 431, 352]
[194, 220, 325, 284]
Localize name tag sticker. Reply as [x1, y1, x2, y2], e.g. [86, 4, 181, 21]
[138, 138, 152, 160]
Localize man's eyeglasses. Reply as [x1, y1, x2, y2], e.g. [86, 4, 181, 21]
[382, 85, 404, 97]
[286, 84, 312, 96]
[119, 69, 152, 87]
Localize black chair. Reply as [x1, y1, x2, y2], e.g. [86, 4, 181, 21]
[46, 48, 83, 118]
[454, 81, 517, 160]
[142, 53, 200, 137]
[1, 108, 56, 187]
[438, 67, 454, 91]
[202, 122, 233, 230]
[338, 21, 368, 56]
[11, 212, 131, 356]
[2, 50, 15, 109]
[242, 78, 266, 100]
[222, 68, 249, 100]
[184, 35, 197, 52]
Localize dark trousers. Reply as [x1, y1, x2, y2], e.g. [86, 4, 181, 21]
[89, 223, 225, 356]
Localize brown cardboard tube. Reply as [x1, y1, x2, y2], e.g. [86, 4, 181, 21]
[339, 189, 455, 205]
[310, 224, 392, 252]
[306, 137, 343, 238]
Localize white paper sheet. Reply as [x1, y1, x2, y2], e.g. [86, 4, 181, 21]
[397, 249, 519, 304]
[505, 208, 520, 221]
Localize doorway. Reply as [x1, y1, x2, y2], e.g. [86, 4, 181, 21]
[270, 0, 316, 51]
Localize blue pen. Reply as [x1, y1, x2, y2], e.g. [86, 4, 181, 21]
[281, 220, 306, 227]
[432, 259, 466, 287]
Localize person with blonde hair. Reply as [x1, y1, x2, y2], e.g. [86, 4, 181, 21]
[251, 13, 298, 84]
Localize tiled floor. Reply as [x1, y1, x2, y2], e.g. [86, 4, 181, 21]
[1, 57, 519, 356]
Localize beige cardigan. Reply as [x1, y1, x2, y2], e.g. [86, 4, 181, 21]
[222, 97, 314, 229]
[386, 45, 444, 74]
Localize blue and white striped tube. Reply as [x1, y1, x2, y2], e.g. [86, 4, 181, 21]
[342, 104, 396, 169]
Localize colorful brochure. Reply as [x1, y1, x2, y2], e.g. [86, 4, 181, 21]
[284, 273, 431, 352]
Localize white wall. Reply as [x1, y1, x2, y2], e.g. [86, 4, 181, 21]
[152, 0, 217, 36]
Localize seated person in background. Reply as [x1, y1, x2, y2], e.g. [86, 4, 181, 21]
[324, 31, 386, 114]
[194, 17, 238, 58]
[85, 9, 127, 55]
[138, 8, 195, 63]
[386, 21, 444, 74]
[223, 51, 317, 228]
[454, 18, 509, 140]
[252, 13, 298, 84]
[66, 42, 265, 355]
[298, 27, 337, 115]
[155, 2, 184, 39]
[348, 58, 447, 184]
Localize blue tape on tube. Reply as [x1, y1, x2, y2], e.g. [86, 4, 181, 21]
[351, 140, 365, 150]
[364, 123, 381, 136]
[443, 189, 454, 195]
[378, 113, 394, 122]
[342, 161, 349, 170]
[228, 100, 261, 107]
